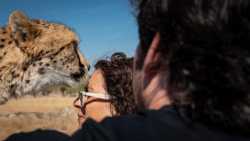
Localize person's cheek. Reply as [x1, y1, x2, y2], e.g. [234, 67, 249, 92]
[85, 103, 102, 121]
[86, 102, 112, 122]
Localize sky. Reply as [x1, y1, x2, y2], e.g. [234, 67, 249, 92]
[0, 0, 138, 66]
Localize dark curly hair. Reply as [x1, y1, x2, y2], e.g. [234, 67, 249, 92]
[132, 0, 250, 136]
[94, 52, 137, 115]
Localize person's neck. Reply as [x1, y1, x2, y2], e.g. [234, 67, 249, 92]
[148, 90, 171, 110]
[143, 74, 171, 110]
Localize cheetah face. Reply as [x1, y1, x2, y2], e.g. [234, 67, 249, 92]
[0, 11, 90, 99]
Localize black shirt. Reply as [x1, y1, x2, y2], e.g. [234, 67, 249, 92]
[4, 129, 70, 141]
[71, 106, 250, 141]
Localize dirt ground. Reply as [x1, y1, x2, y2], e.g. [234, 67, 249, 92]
[0, 95, 80, 140]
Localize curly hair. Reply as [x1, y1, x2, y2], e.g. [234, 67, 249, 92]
[132, 0, 250, 136]
[94, 52, 137, 115]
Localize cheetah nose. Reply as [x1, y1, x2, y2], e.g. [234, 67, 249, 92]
[79, 66, 85, 75]
[79, 63, 90, 74]
[87, 64, 91, 71]
[70, 66, 86, 81]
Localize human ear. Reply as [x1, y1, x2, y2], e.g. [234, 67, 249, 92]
[142, 33, 161, 85]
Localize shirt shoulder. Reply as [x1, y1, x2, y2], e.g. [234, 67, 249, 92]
[71, 107, 250, 141]
[71, 114, 150, 141]
[71, 118, 116, 141]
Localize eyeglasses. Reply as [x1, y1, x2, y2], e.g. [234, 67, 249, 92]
[76, 91, 111, 115]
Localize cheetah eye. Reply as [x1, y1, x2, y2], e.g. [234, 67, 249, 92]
[87, 65, 91, 71]
[34, 30, 41, 38]
[21, 32, 28, 42]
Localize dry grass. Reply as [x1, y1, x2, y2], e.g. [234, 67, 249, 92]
[0, 95, 75, 113]
[0, 96, 80, 140]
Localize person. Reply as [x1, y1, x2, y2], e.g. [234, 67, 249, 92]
[73, 52, 136, 124]
[71, 0, 250, 140]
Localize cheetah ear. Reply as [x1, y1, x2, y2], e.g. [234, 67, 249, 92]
[8, 11, 35, 42]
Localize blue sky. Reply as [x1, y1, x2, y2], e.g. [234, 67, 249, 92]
[0, 0, 138, 66]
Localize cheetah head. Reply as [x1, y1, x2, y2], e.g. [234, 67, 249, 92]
[0, 11, 89, 103]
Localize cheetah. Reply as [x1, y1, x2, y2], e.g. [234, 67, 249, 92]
[0, 11, 90, 104]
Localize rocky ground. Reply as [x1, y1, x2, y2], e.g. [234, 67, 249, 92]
[0, 95, 79, 140]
